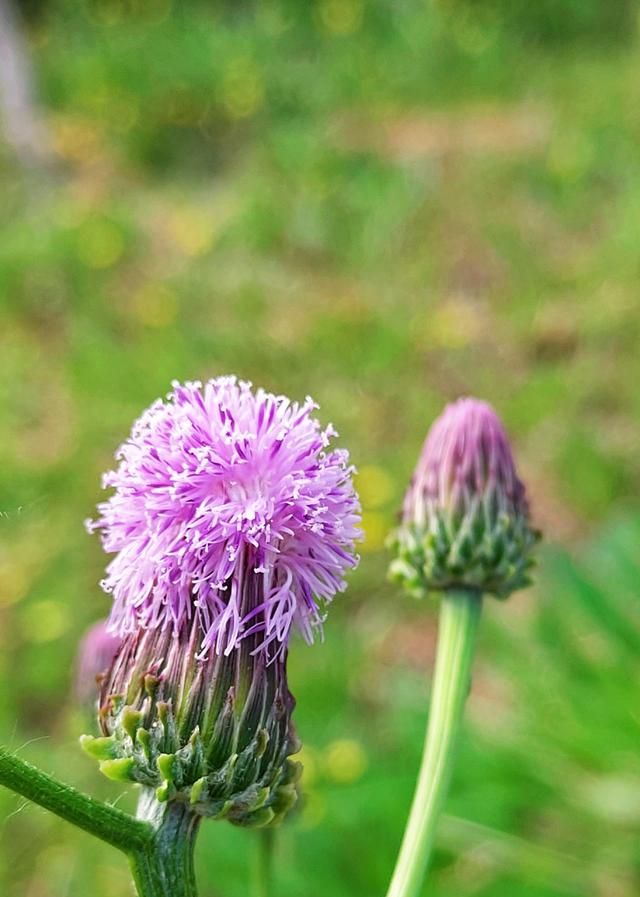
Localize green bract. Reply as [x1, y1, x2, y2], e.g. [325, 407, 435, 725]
[389, 500, 539, 599]
[81, 625, 300, 828]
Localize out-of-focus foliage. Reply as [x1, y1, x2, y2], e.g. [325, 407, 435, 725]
[1, 1, 640, 895]
[443, 0, 636, 46]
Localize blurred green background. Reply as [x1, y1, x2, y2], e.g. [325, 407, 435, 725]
[1, 1, 640, 895]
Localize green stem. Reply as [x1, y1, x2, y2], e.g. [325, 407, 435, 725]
[386, 589, 482, 897]
[0, 746, 152, 852]
[0, 750, 202, 897]
[130, 790, 201, 897]
[252, 828, 274, 897]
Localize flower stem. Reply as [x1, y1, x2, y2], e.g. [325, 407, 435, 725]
[386, 589, 482, 897]
[130, 790, 201, 897]
[252, 828, 274, 897]
[0, 746, 152, 852]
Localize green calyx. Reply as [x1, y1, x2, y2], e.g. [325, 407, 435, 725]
[81, 626, 301, 828]
[389, 495, 540, 600]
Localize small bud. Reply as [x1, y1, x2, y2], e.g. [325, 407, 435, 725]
[390, 398, 539, 599]
[75, 620, 121, 704]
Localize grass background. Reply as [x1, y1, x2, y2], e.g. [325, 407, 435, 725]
[1, 1, 640, 895]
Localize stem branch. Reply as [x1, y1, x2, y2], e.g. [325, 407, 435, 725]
[0, 746, 152, 852]
[0, 751, 201, 896]
[386, 589, 482, 897]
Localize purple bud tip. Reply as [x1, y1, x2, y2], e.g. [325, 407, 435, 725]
[87, 377, 361, 659]
[405, 397, 526, 524]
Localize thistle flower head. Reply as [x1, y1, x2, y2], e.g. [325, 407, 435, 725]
[83, 377, 359, 825]
[390, 398, 539, 599]
[87, 377, 361, 659]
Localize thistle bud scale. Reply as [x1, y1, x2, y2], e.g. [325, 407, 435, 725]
[82, 617, 301, 826]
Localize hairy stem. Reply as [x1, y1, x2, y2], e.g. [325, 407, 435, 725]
[386, 589, 482, 897]
[0, 751, 202, 896]
[0, 746, 152, 852]
[130, 789, 201, 897]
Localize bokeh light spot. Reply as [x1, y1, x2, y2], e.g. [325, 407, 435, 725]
[547, 133, 595, 183]
[21, 600, 71, 643]
[360, 510, 388, 553]
[299, 789, 327, 830]
[77, 219, 125, 269]
[222, 61, 264, 119]
[51, 116, 103, 164]
[428, 298, 483, 350]
[0, 562, 29, 608]
[357, 465, 395, 510]
[318, 0, 363, 35]
[131, 283, 178, 328]
[323, 739, 368, 783]
[169, 208, 217, 257]
[294, 744, 318, 787]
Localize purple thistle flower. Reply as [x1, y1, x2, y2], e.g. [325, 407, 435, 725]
[87, 377, 361, 659]
[391, 397, 539, 599]
[75, 620, 121, 702]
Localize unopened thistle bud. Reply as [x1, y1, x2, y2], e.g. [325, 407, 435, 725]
[82, 377, 360, 827]
[390, 397, 539, 599]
